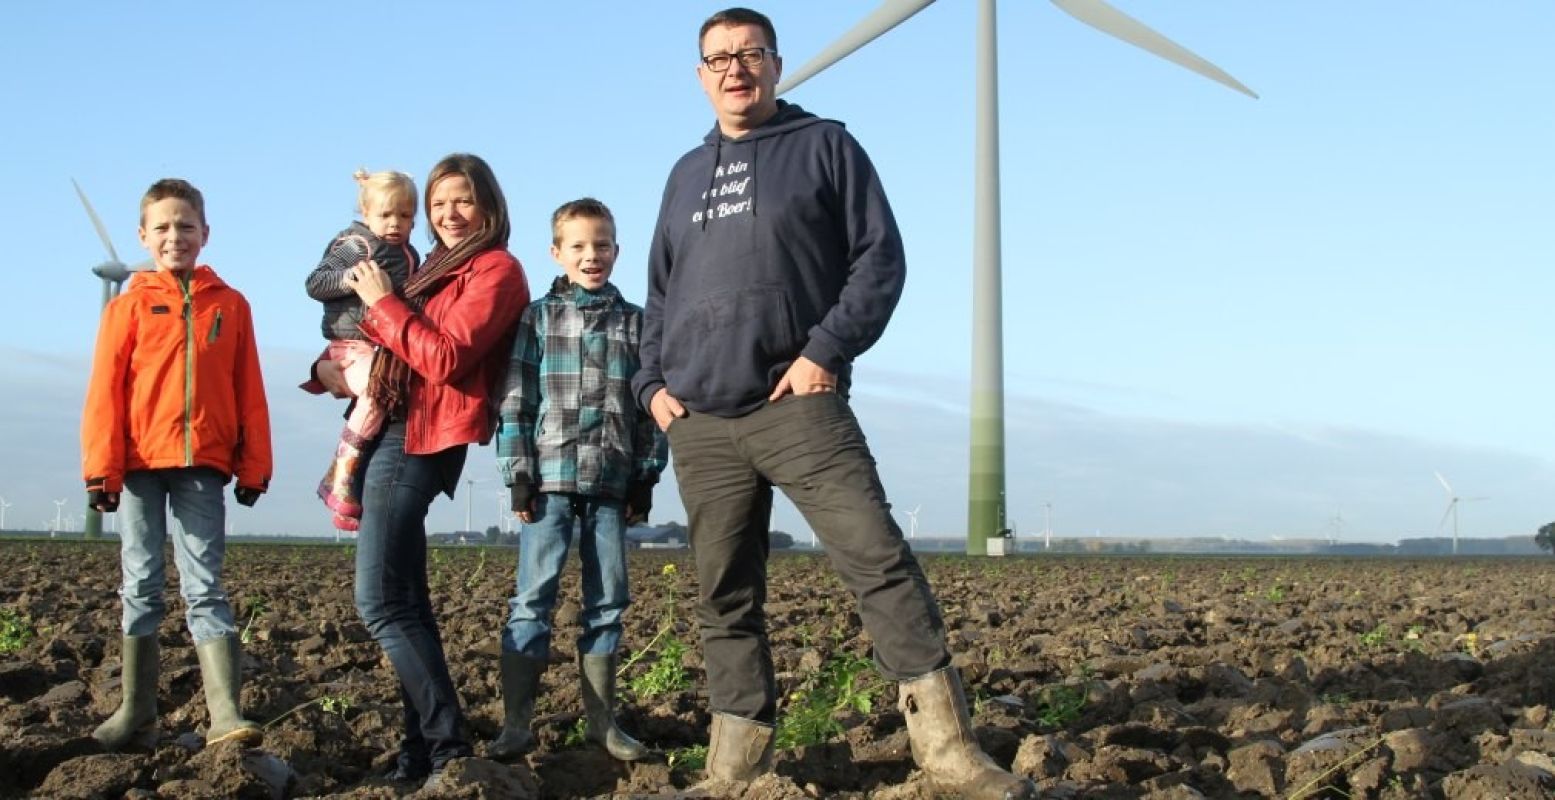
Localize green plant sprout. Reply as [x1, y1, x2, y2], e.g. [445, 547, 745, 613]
[465, 547, 489, 590]
[775, 650, 881, 750]
[240, 596, 269, 644]
[667, 744, 708, 771]
[0, 607, 34, 655]
[623, 563, 691, 700]
[1358, 623, 1389, 649]
[564, 716, 588, 747]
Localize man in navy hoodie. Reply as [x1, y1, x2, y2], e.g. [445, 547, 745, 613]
[634, 8, 1034, 799]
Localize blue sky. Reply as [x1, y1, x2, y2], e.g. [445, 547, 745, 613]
[1, 2, 1550, 543]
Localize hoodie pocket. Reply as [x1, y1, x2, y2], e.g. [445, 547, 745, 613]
[668, 285, 800, 405]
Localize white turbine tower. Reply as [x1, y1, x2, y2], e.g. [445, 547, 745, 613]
[0, 496, 10, 530]
[776, 0, 1256, 556]
[53, 499, 67, 538]
[1434, 471, 1487, 556]
[1042, 501, 1053, 551]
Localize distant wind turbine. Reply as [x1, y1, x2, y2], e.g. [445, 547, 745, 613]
[776, 0, 1256, 556]
[53, 499, 67, 538]
[1434, 471, 1487, 556]
[0, 496, 10, 530]
[903, 504, 922, 540]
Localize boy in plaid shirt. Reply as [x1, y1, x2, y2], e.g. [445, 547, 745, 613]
[491, 197, 665, 762]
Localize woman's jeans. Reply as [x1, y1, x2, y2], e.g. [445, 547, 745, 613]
[353, 422, 472, 770]
[666, 393, 950, 723]
[502, 493, 630, 659]
[118, 467, 236, 643]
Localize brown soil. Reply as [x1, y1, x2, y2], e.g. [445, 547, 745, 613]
[3, 541, 1554, 798]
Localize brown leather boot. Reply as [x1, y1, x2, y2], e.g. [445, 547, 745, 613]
[703, 711, 774, 782]
[899, 667, 1037, 800]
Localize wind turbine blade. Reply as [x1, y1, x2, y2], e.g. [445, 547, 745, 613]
[776, 0, 938, 95]
[1049, 0, 1258, 99]
[1437, 499, 1457, 529]
[71, 179, 122, 264]
[1434, 470, 1454, 495]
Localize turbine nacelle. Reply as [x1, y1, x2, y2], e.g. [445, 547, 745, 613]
[92, 261, 133, 283]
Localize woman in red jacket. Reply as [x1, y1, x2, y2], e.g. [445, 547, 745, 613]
[317, 153, 529, 788]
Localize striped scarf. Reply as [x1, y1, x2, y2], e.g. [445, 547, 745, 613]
[364, 244, 472, 419]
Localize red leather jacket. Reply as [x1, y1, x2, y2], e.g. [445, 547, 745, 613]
[359, 248, 529, 455]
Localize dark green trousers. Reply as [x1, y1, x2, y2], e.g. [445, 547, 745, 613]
[667, 392, 950, 722]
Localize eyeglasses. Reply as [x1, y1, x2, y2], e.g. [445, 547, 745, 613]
[700, 47, 776, 73]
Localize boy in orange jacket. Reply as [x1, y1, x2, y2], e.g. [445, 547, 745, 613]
[81, 178, 272, 751]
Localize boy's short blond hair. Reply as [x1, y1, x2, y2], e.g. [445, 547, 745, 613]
[550, 197, 616, 245]
[354, 169, 418, 213]
[140, 178, 206, 226]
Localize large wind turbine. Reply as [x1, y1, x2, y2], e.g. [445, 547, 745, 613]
[74, 180, 152, 540]
[1434, 471, 1487, 556]
[74, 180, 152, 309]
[776, 0, 1256, 556]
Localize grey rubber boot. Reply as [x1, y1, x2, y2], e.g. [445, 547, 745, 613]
[703, 711, 775, 782]
[899, 667, 1037, 800]
[488, 653, 545, 760]
[93, 635, 160, 750]
[195, 636, 263, 746]
[580, 653, 648, 761]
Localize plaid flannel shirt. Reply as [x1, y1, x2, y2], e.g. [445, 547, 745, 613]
[495, 279, 666, 499]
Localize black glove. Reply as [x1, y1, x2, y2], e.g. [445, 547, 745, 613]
[510, 484, 536, 516]
[89, 490, 120, 513]
[234, 486, 262, 507]
[625, 481, 654, 526]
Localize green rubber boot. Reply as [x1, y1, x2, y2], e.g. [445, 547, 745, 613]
[93, 635, 160, 750]
[195, 636, 263, 746]
[488, 652, 545, 760]
[580, 653, 648, 761]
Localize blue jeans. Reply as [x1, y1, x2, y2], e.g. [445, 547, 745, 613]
[117, 467, 236, 643]
[502, 493, 630, 659]
[353, 422, 472, 771]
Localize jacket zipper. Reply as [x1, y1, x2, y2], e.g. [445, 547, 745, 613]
[182, 279, 195, 466]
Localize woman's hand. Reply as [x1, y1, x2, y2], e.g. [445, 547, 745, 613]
[347, 259, 394, 307]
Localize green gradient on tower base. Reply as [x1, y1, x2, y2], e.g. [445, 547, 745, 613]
[966, 392, 1005, 556]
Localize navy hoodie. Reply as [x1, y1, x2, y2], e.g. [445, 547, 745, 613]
[634, 101, 906, 418]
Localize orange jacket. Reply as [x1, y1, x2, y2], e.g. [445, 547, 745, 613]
[82, 266, 272, 494]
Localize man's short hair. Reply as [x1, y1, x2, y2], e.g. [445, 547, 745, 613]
[699, 7, 777, 53]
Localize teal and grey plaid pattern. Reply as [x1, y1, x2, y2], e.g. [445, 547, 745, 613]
[496, 279, 666, 499]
